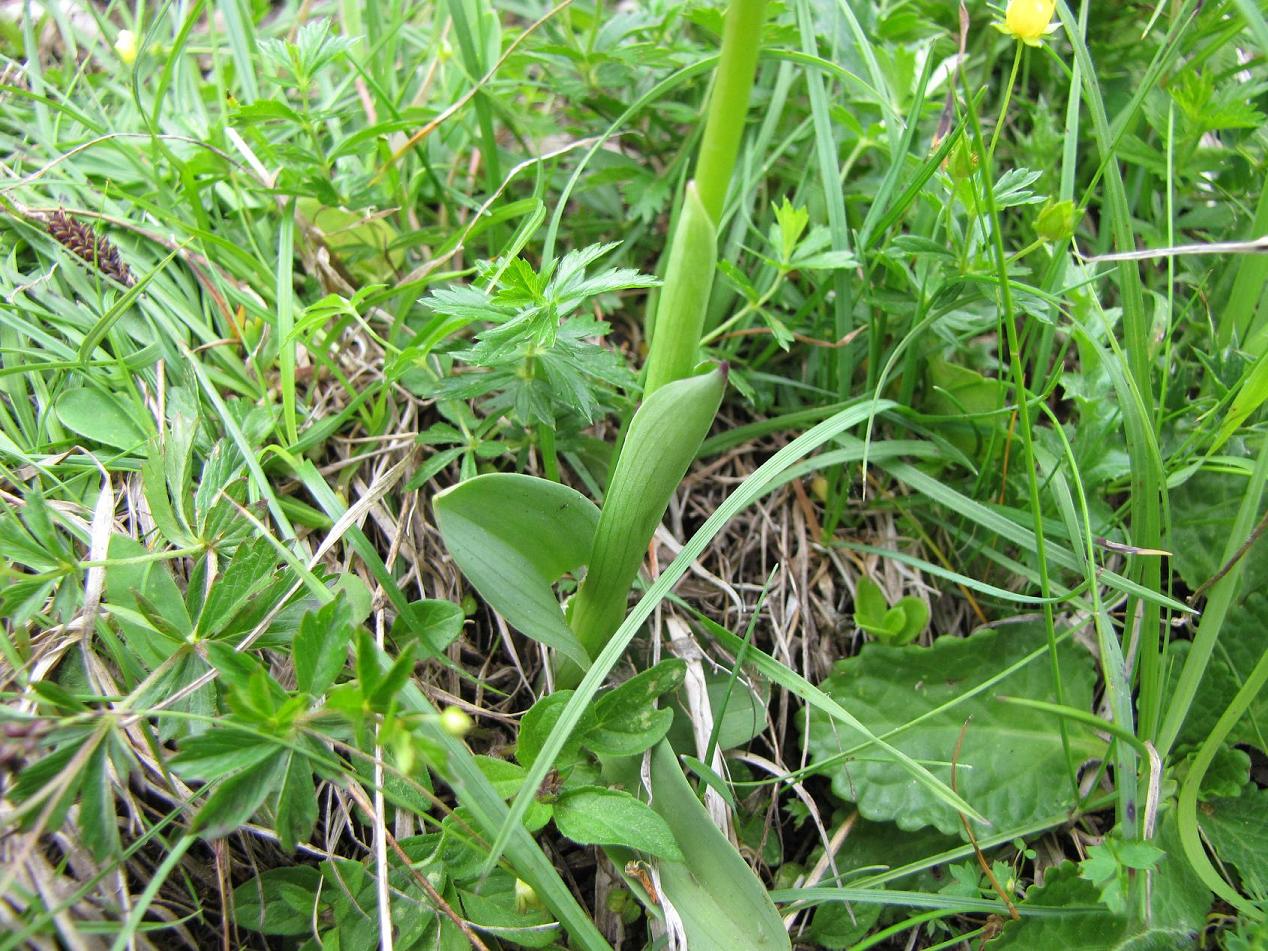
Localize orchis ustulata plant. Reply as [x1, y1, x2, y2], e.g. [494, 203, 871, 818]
[432, 0, 791, 943]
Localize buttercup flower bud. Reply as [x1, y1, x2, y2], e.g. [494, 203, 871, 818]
[1035, 199, 1079, 243]
[115, 30, 139, 65]
[945, 139, 980, 181]
[439, 705, 473, 737]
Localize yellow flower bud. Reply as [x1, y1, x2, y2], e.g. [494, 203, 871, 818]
[114, 30, 139, 65]
[438, 705, 473, 737]
[996, 0, 1056, 47]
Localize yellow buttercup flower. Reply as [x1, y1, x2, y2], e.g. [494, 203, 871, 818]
[994, 0, 1057, 47]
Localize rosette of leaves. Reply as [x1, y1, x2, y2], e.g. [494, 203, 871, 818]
[424, 244, 654, 430]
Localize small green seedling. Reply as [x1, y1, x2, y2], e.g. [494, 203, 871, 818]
[853, 576, 929, 646]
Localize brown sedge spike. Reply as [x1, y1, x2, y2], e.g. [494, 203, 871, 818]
[47, 209, 134, 287]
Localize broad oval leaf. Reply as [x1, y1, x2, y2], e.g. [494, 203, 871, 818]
[233, 867, 323, 936]
[553, 786, 683, 860]
[434, 473, 598, 667]
[55, 387, 150, 451]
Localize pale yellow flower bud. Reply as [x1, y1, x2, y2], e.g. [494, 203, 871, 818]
[438, 705, 473, 737]
[514, 879, 542, 914]
[114, 30, 139, 65]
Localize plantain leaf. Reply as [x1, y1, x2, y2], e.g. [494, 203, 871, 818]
[433, 473, 598, 667]
[648, 741, 790, 950]
[805, 623, 1100, 836]
[1199, 786, 1268, 900]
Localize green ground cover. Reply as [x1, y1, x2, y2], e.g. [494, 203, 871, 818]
[1, 0, 1267, 947]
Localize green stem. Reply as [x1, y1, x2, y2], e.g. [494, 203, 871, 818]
[693, 0, 768, 224]
[959, 63, 1082, 809]
[988, 44, 1023, 163]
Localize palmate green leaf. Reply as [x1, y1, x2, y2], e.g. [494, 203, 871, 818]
[294, 597, 353, 696]
[805, 623, 1100, 836]
[991, 810, 1208, 950]
[433, 473, 597, 667]
[195, 535, 279, 638]
[193, 754, 288, 841]
[9, 733, 90, 832]
[553, 786, 683, 860]
[274, 750, 317, 853]
[1079, 838, 1166, 915]
[79, 738, 121, 862]
[171, 727, 276, 782]
[104, 534, 192, 669]
[648, 742, 789, 951]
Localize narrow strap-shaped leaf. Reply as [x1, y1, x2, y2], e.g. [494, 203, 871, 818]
[567, 366, 726, 661]
[642, 184, 719, 396]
